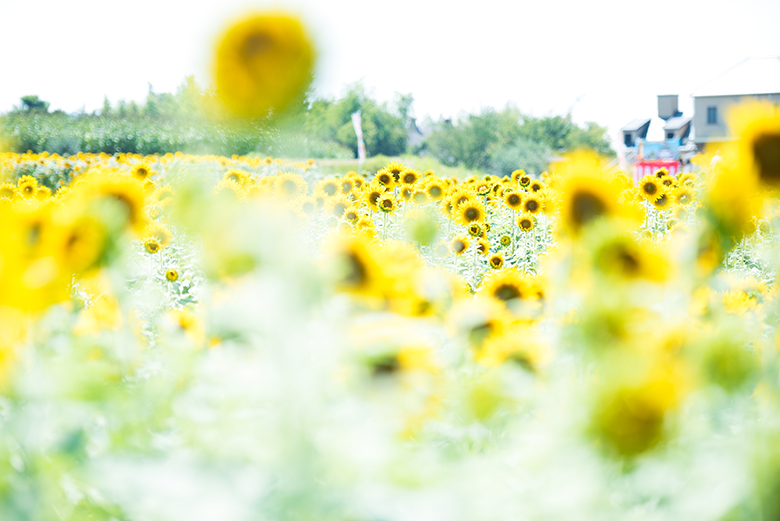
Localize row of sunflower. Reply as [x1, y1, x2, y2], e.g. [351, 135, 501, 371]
[0, 101, 779, 520]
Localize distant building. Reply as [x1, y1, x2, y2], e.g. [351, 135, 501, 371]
[692, 56, 780, 152]
[621, 95, 693, 182]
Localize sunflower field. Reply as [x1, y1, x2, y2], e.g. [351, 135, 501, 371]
[2, 10, 780, 521]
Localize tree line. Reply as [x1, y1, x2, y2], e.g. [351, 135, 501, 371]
[1, 78, 614, 171]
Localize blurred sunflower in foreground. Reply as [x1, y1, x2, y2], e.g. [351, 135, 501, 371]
[213, 13, 316, 118]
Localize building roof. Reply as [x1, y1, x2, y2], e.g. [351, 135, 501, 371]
[693, 57, 780, 97]
[621, 118, 651, 132]
[663, 116, 692, 131]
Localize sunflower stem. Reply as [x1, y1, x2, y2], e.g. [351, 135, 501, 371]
[471, 239, 478, 291]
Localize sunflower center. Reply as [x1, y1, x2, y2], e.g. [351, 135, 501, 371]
[344, 252, 367, 287]
[494, 284, 521, 301]
[642, 182, 657, 195]
[572, 191, 605, 227]
[403, 173, 415, 184]
[465, 208, 479, 221]
[429, 186, 442, 198]
[508, 194, 520, 205]
[324, 183, 337, 196]
[525, 200, 539, 212]
[282, 179, 297, 195]
[616, 248, 640, 275]
[753, 132, 780, 184]
[242, 32, 273, 60]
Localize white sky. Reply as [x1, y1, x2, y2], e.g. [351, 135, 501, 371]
[1, 0, 779, 148]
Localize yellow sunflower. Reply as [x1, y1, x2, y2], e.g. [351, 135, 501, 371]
[503, 191, 523, 211]
[517, 213, 535, 232]
[384, 162, 406, 184]
[727, 99, 780, 187]
[377, 194, 397, 213]
[400, 168, 420, 186]
[274, 172, 308, 198]
[363, 181, 386, 211]
[522, 194, 543, 214]
[455, 197, 486, 225]
[450, 235, 470, 255]
[638, 174, 663, 202]
[213, 13, 315, 117]
[375, 168, 396, 190]
[488, 253, 504, 269]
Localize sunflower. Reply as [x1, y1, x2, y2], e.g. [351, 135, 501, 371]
[84, 171, 149, 233]
[274, 172, 307, 198]
[153, 186, 174, 207]
[363, 182, 386, 211]
[728, 100, 780, 187]
[529, 180, 544, 192]
[344, 206, 360, 224]
[517, 214, 535, 232]
[673, 187, 694, 206]
[144, 238, 161, 254]
[166, 269, 179, 282]
[214, 178, 245, 199]
[655, 168, 669, 179]
[488, 253, 504, 269]
[384, 162, 406, 184]
[467, 222, 484, 238]
[377, 194, 397, 213]
[54, 212, 109, 275]
[224, 168, 251, 186]
[511, 170, 526, 184]
[476, 239, 490, 255]
[455, 197, 486, 225]
[476, 182, 492, 196]
[499, 234, 511, 247]
[132, 163, 155, 181]
[36, 186, 52, 200]
[638, 175, 663, 202]
[299, 196, 317, 215]
[400, 187, 413, 200]
[518, 174, 531, 187]
[213, 13, 315, 117]
[17, 175, 38, 198]
[450, 235, 470, 255]
[504, 191, 523, 211]
[400, 168, 420, 186]
[145, 222, 172, 246]
[316, 177, 340, 197]
[325, 194, 350, 219]
[425, 179, 446, 200]
[375, 168, 396, 189]
[325, 235, 383, 296]
[0, 183, 17, 201]
[482, 269, 528, 303]
[412, 190, 430, 205]
[339, 178, 354, 195]
[652, 193, 671, 210]
[554, 155, 623, 237]
[522, 194, 543, 214]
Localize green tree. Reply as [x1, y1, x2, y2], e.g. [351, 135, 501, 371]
[19, 95, 50, 113]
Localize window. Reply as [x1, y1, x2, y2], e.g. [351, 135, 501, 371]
[624, 133, 633, 147]
[707, 106, 717, 125]
[666, 132, 675, 139]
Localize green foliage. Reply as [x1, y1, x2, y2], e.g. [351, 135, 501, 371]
[19, 95, 50, 113]
[487, 137, 552, 178]
[422, 106, 614, 175]
[304, 83, 409, 158]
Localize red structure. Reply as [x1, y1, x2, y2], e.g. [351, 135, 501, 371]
[632, 159, 680, 184]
